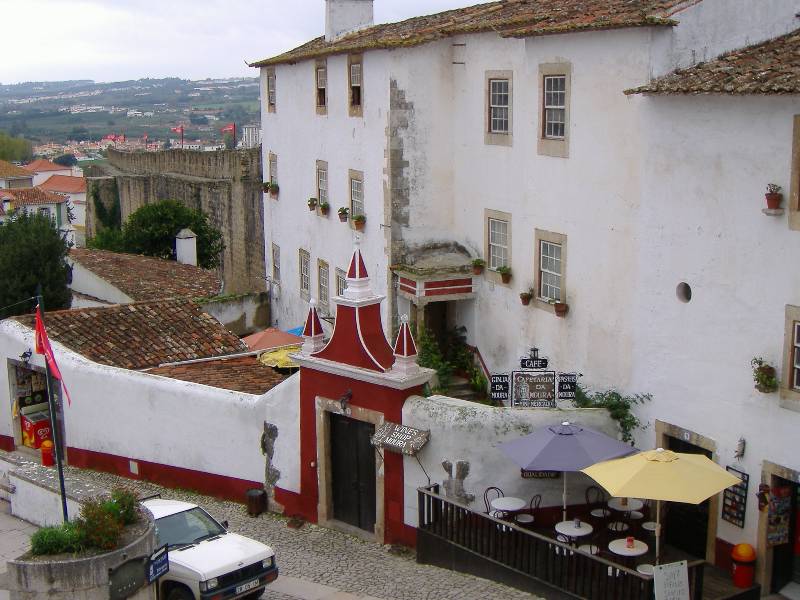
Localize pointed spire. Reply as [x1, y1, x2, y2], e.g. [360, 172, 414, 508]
[390, 314, 420, 376]
[343, 235, 373, 300]
[301, 298, 326, 354]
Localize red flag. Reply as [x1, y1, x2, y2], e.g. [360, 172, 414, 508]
[221, 123, 235, 133]
[34, 306, 72, 406]
[170, 125, 184, 133]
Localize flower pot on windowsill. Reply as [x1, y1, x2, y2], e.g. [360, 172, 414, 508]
[338, 209, 349, 222]
[471, 260, 486, 275]
[765, 193, 783, 210]
[308, 198, 318, 211]
[499, 272, 512, 284]
[269, 184, 279, 198]
[262, 183, 271, 193]
[554, 302, 569, 317]
[753, 363, 778, 393]
[520, 292, 532, 306]
[319, 203, 330, 216]
[353, 216, 366, 231]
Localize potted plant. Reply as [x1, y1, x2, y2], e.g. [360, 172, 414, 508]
[751, 357, 779, 393]
[765, 184, 782, 210]
[308, 197, 318, 211]
[520, 289, 533, 306]
[471, 258, 486, 275]
[262, 181, 271, 193]
[496, 265, 512, 284]
[352, 214, 366, 231]
[319, 201, 330, 216]
[269, 182, 280, 198]
[338, 207, 349, 222]
[550, 298, 569, 317]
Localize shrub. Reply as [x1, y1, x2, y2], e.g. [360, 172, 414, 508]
[111, 487, 139, 525]
[75, 498, 123, 551]
[30, 523, 82, 555]
[573, 385, 651, 444]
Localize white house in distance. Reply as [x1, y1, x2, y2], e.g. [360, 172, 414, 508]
[0, 159, 34, 189]
[253, 0, 800, 591]
[0, 188, 70, 230]
[23, 158, 77, 186]
[38, 175, 87, 246]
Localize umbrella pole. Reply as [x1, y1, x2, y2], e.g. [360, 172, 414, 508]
[656, 500, 661, 565]
[562, 472, 567, 522]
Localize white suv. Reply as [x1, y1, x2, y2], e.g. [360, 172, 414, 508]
[143, 498, 278, 600]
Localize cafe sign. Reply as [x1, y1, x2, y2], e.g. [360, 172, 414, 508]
[511, 371, 556, 408]
[371, 422, 429, 456]
[521, 469, 560, 479]
[490, 374, 510, 403]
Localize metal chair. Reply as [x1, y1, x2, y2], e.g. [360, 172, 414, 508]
[586, 485, 611, 518]
[514, 493, 541, 525]
[483, 486, 504, 517]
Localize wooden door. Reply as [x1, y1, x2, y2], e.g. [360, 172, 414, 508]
[664, 436, 712, 558]
[330, 413, 376, 532]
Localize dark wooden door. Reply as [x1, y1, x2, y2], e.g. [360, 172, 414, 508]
[770, 478, 798, 592]
[664, 436, 712, 558]
[330, 413, 376, 532]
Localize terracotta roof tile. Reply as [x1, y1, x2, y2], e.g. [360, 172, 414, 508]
[39, 175, 86, 194]
[627, 28, 800, 95]
[0, 187, 67, 206]
[251, 0, 683, 67]
[69, 248, 222, 301]
[0, 159, 32, 179]
[24, 159, 69, 173]
[14, 298, 246, 370]
[148, 355, 288, 395]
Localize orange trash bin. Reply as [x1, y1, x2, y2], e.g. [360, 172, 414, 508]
[731, 543, 756, 588]
[40, 440, 54, 467]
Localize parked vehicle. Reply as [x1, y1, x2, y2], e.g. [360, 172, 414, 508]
[143, 498, 277, 600]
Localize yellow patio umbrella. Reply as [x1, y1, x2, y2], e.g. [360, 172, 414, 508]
[258, 345, 301, 369]
[581, 448, 741, 563]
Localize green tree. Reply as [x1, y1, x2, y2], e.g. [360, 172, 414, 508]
[95, 200, 224, 269]
[0, 130, 33, 162]
[223, 132, 235, 149]
[0, 212, 72, 318]
[53, 153, 77, 167]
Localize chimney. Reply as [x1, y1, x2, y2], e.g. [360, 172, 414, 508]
[175, 228, 197, 266]
[325, 0, 374, 42]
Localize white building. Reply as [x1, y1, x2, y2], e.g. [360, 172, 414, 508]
[253, 0, 800, 590]
[240, 124, 262, 149]
[37, 175, 86, 246]
[23, 159, 74, 186]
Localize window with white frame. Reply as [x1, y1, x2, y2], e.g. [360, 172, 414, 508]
[269, 155, 278, 184]
[316, 65, 327, 108]
[38, 207, 51, 219]
[267, 69, 276, 111]
[317, 165, 328, 205]
[318, 261, 329, 308]
[271, 243, 280, 282]
[335, 268, 347, 297]
[793, 322, 800, 390]
[543, 75, 566, 139]
[488, 218, 508, 270]
[350, 62, 362, 107]
[299, 249, 310, 298]
[489, 79, 510, 134]
[350, 175, 364, 217]
[539, 240, 562, 301]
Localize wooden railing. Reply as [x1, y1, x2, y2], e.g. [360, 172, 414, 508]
[418, 484, 705, 600]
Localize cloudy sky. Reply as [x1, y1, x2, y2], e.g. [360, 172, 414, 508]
[0, 0, 495, 84]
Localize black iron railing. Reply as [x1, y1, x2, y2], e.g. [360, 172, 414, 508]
[418, 484, 705, 600]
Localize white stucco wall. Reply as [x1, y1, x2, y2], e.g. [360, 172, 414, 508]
[32, 168, 72, 186]
[0, 321, 301, 495]
[67, 261, 133, 305]
[402, 395, 621, 528]
[7, 474, 82, 527]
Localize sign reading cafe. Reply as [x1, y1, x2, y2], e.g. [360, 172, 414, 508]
[491, 348, 581, 408]
[512, 371, 556, 408]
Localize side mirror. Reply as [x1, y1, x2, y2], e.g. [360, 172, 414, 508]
[221, 520, 228, 529]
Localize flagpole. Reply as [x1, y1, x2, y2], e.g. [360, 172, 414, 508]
[36, 287, 69, 522]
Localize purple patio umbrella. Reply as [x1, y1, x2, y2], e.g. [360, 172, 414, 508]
[498, 421, 638, 521]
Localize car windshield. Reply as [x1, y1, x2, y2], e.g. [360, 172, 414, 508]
[154, 507, 226, 547]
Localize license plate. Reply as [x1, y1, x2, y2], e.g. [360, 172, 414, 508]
[235, 578, 260, 594]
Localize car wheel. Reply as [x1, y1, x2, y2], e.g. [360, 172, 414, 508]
[165, 585, 194, 600]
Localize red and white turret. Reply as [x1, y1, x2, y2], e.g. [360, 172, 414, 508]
[390, 314, 419, 376]
[301, 298, 326, 354]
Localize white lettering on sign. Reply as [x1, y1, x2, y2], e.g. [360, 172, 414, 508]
[654, 561, 690, 600]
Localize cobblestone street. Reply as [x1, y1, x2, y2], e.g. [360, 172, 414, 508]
[33, 463, 539, 600]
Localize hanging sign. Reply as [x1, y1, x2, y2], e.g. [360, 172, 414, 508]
[371, 422, 429, 456]
[653, 561, 690, 600]
[490, 374, 510, 403]
[520, 357, 548, 370]
[557, 373, 578, 400]
[521, 469, 560, 479]
[721, 466, 748, 528]
[146, 544, 169, 584]
[511, 371, 556, 408]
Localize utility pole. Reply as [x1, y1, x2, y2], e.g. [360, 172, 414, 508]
[36, 284, 69, 522]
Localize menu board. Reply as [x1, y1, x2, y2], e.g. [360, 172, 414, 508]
[511, 371, 556, 408]
[721, 466, 748, 528]
[654, 561, 690, 600]
[768, 485, 793, 546]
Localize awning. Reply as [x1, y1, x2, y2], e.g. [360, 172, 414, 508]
[371, 422, 429, 456]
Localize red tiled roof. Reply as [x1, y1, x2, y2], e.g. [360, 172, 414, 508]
[148, 355, 288, 395]
[0, 159, 32, 179]
[627, 28, 800, 95]
[39, 175, 86, 194]
[14, 298, 246, 370]
[242, 327, 302, 351]
[251, 0, 682, 67]
[24, 158, 69, 173]
[69, 248, 222, 301]
[0, 187, 67, 206]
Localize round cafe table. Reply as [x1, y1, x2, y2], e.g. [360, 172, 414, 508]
[555, 520, 593, 539]
[490, 496, 526, 516]
[608, 538, 649, 557]
[608, 497, 644, 512]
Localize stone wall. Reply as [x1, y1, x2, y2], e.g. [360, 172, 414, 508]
[85, 148, 266, 294]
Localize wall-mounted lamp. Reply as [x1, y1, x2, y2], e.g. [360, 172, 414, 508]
[19, 349, 32, 367]
[338, 389, 352, 413]
[734, 437, 746, 460]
